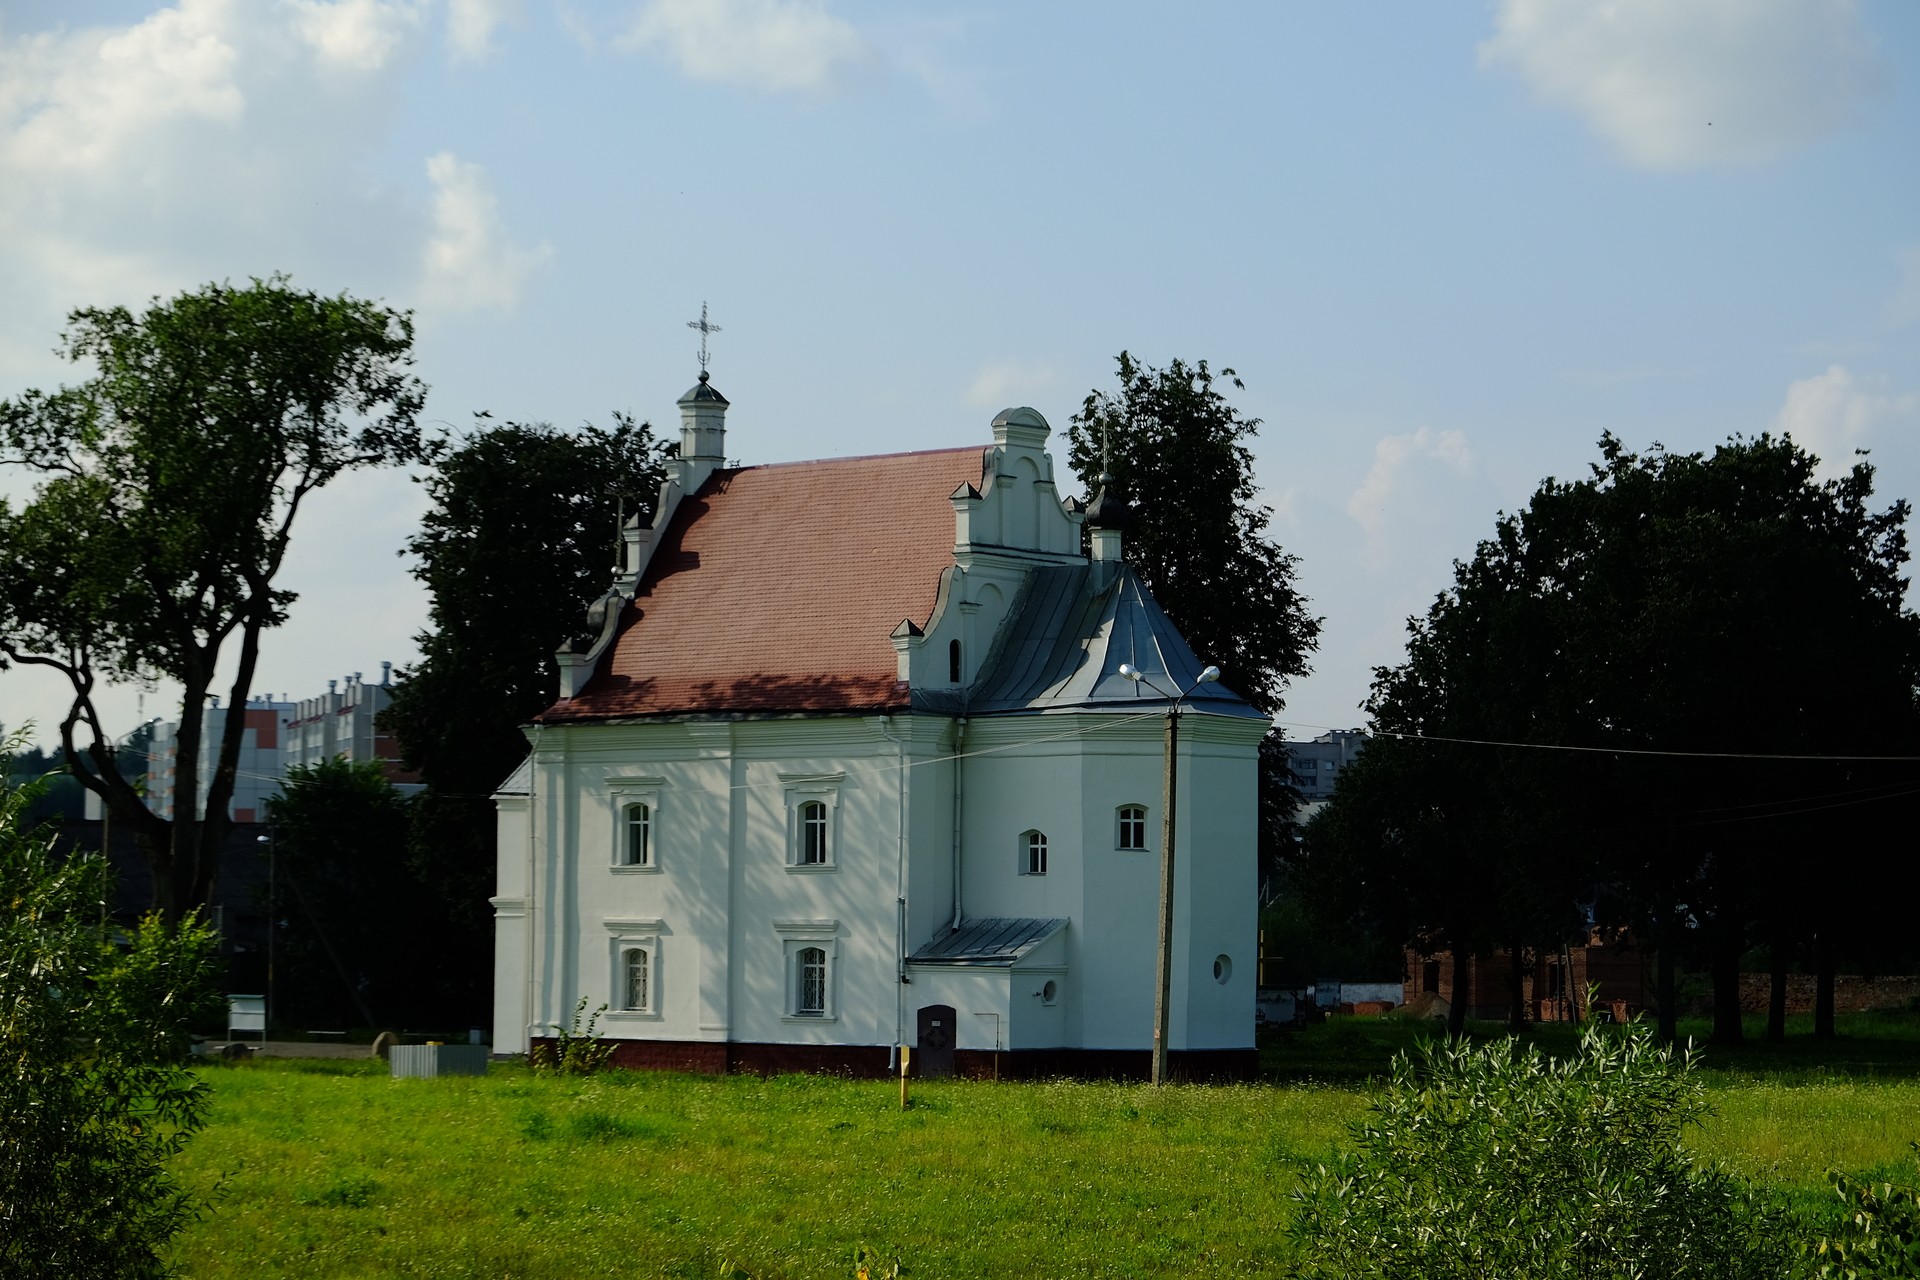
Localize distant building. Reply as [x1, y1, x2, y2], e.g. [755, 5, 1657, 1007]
[1286, 728, 1366, 802]
[145, 696, 295, 822]
[94, 662, 414, 823]
[284, 664, 413, 782]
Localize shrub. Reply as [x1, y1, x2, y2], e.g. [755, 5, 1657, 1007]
[529, 996, 616, 1074]
[0, 738, 222, 1278]
[1291, 1021, 1795, 1279]
[1813, 1145, 1920, 1279]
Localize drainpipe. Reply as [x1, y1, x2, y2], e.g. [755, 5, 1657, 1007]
[523, 724, 542, 1054]
[949, 715, 967, 932]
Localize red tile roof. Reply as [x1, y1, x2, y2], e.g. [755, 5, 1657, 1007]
[543, 447, 986, 721]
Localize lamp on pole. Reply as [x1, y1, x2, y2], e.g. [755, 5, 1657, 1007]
[256, 829, 275, 1038]
[1118, 661, 1220, 1085]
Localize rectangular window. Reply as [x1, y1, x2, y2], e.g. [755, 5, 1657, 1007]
[609, 779, 665, 871]
[603, 920, 664, 1019]
[776, 921, 839, 1021]
[800, 801, 828, 865]
[623, 947, 650, 1011]
[782, 775, 843, 871]
[1117, 805, 1147, 850]
[625, 803, 651, 866]
[797, 946, 827, 1015]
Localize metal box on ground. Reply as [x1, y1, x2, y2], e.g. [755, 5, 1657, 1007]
[390, 1044, 490, 1079]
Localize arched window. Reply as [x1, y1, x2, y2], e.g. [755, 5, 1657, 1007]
[624, 802, 652, 866]
[1117, 804, 1148, 851]
[797, 946, 827, 1015]
[799, 800, 829, 865]
[1021, 830, 1048, 877]
[623, 947, 650, 1011]
[949, 638, 962, 684]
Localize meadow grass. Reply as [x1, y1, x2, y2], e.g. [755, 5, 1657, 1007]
[165, 1028, 1920, 1280]
[166, 1060, 1359, 1279]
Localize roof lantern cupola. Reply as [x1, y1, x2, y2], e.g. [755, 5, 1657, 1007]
[676, 302, 728, 492]
[1085, 422, 1129, 563]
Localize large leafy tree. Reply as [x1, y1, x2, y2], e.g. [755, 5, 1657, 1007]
[1301, 432, 1920, 1043]
[382, 416, 672, 1022]
[0, 277, 430, 923]
[1065, 353, 1322, 872]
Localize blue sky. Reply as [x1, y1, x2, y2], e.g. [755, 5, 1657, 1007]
[3, 0, 1918, 746]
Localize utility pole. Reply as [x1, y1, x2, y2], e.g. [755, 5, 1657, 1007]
[1119, 662, 1220, 1086]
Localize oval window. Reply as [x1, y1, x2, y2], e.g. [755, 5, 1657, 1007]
[1212, 954, 1232, 985]
[1041, 979, 1058, 1005]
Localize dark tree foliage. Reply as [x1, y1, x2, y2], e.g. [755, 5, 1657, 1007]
[1299, 432, 1920, 1042]
[263, 756, 425, 1029]
[0, 277, 430, 923]
[382, 416, 672, 1024]
[2, 739, 223, 1278]
[1065, 354, 1321, 873]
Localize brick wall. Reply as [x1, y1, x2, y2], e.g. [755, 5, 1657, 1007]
[1735, 973, 1920, 1015]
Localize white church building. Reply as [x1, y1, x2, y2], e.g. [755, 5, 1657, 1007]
[490, 371, 1270, 1077]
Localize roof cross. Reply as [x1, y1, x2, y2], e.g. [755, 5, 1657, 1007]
[687, 301, 722, 374]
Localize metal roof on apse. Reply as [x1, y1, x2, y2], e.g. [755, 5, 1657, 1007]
[945, 563, 1264, 718]
[909, 917, 1068, 966]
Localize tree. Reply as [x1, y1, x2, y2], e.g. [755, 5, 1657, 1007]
[1, 735, 223, 1278]
[263, 756, 421, 1029]
[1065, 354, 1321, 871]
[381, 415, 672, 1023]
[0, 277, 431, 923]
[1298, 432, 1920, 1043]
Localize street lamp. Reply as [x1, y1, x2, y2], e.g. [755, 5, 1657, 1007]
[1118, 661, 1220, 1085]
[256, 830, 275, 1039]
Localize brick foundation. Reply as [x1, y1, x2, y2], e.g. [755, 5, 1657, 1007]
[531, 1038, 1257, 1081]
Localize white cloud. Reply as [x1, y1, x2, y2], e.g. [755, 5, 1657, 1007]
[0, 1, 554, 378]
[964, 359, 1056, 410]
[445, 0, 518, 62]
[618, 0, 874, 94]
[288, 0, 425, 75]
[420, 150, 551, 312]
[1479, 0, 1888, 171]
[1346, 427, 1474, 560]
[1772, 365, 1918, 477]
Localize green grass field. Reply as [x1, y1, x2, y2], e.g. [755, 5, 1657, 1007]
[163, 1017, 1920, 1279]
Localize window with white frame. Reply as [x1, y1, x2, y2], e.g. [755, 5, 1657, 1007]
[796, 946, 827, 1015]
[1117, 804, 1148, 851]
[799, 801, 828, 864]
[623, 802, 652, 866]
[622, 946, 650, 1010]
[608, 778, 665, 871]
[1021, 830, 1048, 876]
[776, 919, 838, 1020]
[781, 774, 842, 870]
[602, 919, 663, 1017]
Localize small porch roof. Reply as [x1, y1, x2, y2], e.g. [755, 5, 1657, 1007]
[909, 917, 1068, 967]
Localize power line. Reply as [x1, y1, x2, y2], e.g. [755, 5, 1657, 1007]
[1276, 719, 1920, 764]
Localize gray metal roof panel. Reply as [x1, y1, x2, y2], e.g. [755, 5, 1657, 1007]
[937, 563, 1264, 718]
[908, 917, 1068, 966]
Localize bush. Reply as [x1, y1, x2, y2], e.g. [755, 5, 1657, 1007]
[0, 741, 222, 1278]
[529, 997, 616, 1074]
[1291, 1022, 1795, 1279]
[1814, 1145, 1920, 1278]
